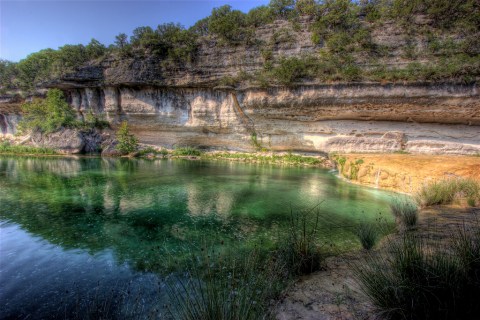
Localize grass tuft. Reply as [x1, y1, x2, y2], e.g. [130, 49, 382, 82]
[166, 247, 286, 320]
[354, 227, 480, 320]
[416, 178, 480, 207]
[136, 146, 169, 158]
[356, 222, 378, 250]
[276, 205, 323, 275]
[390, 197, 418, 228]
[390, 198, 418, 228]
[0, 141, 57, 155]
[172, 147, 202, 157]
[203, 152, 323, 167]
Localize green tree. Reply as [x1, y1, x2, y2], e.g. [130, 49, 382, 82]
[18, 89, 76, 134]
[425, 0, 479, 29]
[272, 56, 310, 84]
[157, 23, 198, 63]
[295, 0, 319, 16]
[130, 26, 162, 55]
[246, 6, 275, 27]
[316, 0, 359, 32]
[190, 17, 210, 36]
[130, 26, 155, 46]
[16, 49, 56, 91]
[51, 44, 89, 76]
[269, 0, 296, 18]
[208, 5, 248, 44]
[114, 33, 129, 49]
[129, 23, 198, 62]
[0, 59, 18, 91]
[116, 121, 138, 155]
[85, 39, 106, 59]
[114, 33, 132, 57]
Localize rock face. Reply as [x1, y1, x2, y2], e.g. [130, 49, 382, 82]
[0, 113, 21, 136]
[335, 154, 480, 193]
[0, 95, 23, 136]
[2, 83, 479, 155]
[30, 128, 112, 154]
[1, 17, 479, 155]
[54, 83, 480, 155]
[31, 129, 86, 154]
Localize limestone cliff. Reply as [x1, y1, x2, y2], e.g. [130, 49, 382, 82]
[0, 96, 22, 136]
[2, 81, 479, 155]
[1, 16, 479, 155]
[51, 83, 477, 155]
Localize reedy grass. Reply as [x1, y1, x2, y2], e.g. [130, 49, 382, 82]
[356, 222, 378, 250]
[0, 141, 57, 155]
[276, 205, 323, 275]
[166, 247, 287, 320]
[416, 178, 480, 207]
[203, 152, 323, 166]
[389, 197, 418, 228]
[172, 147, 202, 157]
[354, 226, 480, 320]
[136, 146, 169, 158]
[166, 205, 328, 319]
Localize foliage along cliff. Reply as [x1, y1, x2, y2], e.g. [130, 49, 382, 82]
[1, 0, 479, 154]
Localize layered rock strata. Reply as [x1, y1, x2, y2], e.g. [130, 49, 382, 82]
[1, 16, 478, 155]
[56, 83, 479, 155]
[1, 83, 479, 155]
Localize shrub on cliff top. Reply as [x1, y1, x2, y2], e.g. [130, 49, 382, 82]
[18, 89, 76, 134]
[115, 121, 138, 155]
[207, 5, 249, 44]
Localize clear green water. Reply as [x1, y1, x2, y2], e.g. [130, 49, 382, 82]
[0, 156, 393, 318]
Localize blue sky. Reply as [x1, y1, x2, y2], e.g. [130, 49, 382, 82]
[0, 0, 270, 62]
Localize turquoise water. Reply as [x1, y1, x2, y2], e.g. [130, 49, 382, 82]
[0, 156, 393, 318]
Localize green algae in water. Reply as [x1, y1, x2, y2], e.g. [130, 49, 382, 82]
[0, 156, 394, 317]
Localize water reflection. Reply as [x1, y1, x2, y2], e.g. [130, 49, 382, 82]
[0, 156, 394, 318]
[1, 157, 393, 259]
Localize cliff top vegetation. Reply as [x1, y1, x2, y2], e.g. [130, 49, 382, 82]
[1, 0, 478, 93]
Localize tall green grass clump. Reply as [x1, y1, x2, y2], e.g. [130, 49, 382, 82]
[136, 146, 169, 158]
[203, 152, 323, 167]
[416, 178, 480, 207]
[166, 247, 286, 320]
[356, 222, 378, 250]
[277, 205, 323, 275]
[172, 147, 202, 157]
[0, 141, 57, 155]
[355, 227, 480, 320]
[282, 152, 323, 166]
[390, 197, 418, 228]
